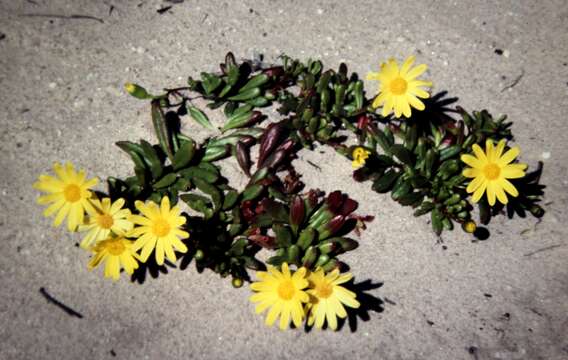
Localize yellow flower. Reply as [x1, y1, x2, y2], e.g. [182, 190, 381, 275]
[88, 235, 140, 281]
[461, 139, 527, 206]
[250, 263, 309, 330]
[78, 198, 133, 250]
[352, 147, 371, 168]
[33, 162, 98, 231]
[366, 56, 432, 118]
[129, 196, 189, 265]
[306, 268, 360, 330]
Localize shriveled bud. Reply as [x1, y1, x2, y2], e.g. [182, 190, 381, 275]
[290, 195, 305, 230]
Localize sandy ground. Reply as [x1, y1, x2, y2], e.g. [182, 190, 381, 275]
[1, 0, 567, 359]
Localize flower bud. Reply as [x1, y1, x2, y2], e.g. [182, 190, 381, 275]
[232, 278, 243, 288]
[462, 221, 477, 234]
[124, 82, 152, 99]
[194, 249, 205, 260]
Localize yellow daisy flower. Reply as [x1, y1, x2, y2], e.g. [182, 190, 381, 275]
[78, 198, 133, 250]
[352, 147, 371, 168]
[461, 139, 527, 206]
[129, 196, 189, 265]
[306, 268, 360, 330]
[250, 263, 309, 330]
[88, 235, 140, 281]
[366, 56, 432, 118]
[33, 162, 98, 231]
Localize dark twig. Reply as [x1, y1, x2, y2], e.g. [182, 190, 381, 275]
[39, 287, 84, 318]
[306, 160, 322, 171]
[19, 13, 104, 23]
[501, 69, 524, 92]
[523, 244, 564, 257]
[157, 6, 172, 14]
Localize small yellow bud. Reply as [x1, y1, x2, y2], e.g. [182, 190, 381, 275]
[124, 82, 137, 94]
[462, 221, 477, 233]
[232, 278, 243, 288]
[124, 82, 151, 99]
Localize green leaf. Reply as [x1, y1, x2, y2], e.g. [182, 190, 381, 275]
[431, 208, 443, 235]
[179, 166, 219, 183]
[414, 201, 435, 216]
[439, 145, 462, 161]
[404, 124, 418, 151]
[153, 173, 177, 189]
[188, 106, 215, 131]
[202, 145, 229, 162]
[274, 224, 293, 247]
[391, 177, 411, 200]
[228, 87, 261, 101]
[116, 141, 147, 170]
[222, 190, 239, 210]
[239, 74, 269, 93]
[200, 73, 222, 95]
[242, 184, 264, 201]
[372, 169, 400, 193]
[139, 140, 163, 180]
[193, 177, 223, 212]
[391, 144, 414, 165]
[151, 100, 174, 161]
[172, 139, 196, 170]
[397, 192, 424, 207]
[286, 245, 301, 266]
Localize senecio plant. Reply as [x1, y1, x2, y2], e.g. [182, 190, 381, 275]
[34, 52, 545, 331]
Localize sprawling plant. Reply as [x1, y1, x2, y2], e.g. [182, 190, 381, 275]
[34, 52, 544, 330]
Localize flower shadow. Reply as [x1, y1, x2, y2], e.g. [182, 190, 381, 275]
[130, 256, 176, 284]
[303, 278, 385, 333]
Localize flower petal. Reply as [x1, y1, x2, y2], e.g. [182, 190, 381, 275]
[498, 146, 520, 166]
[405, 64, 427, 80]
[501, 178, 519, 197]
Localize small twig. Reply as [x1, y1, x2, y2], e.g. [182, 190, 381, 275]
[157, 6, 172, 14]
[523, 244, 564, 257]
[306, 160, 321, 171]
[39, 287, 84, 318]
[501, 69, 524, 92]
[19, 13, 104, 23]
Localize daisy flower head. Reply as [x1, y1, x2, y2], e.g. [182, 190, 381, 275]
[352, 147, 371, 169]
[461, 139, 527, 206]
[88, 235, 139, 281]
[306, 268, 360, 330]
[129, 196, 189, 265]
[366, 56, 432, 118]
[78, 197, 133, 250]
[250, 263, 309, 330]
[33, 162, 98, 231]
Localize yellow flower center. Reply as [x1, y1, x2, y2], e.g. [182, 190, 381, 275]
[63, 184, 81, 202]
[315, 281, 333, 299]
[152, 218, 171, 237]
[97, 214, 114, 229]
[106, 239, 126, 255]
[483, 163, 501, 180]
[389, 77, 408, 95]
[277, 280, 296, 300]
